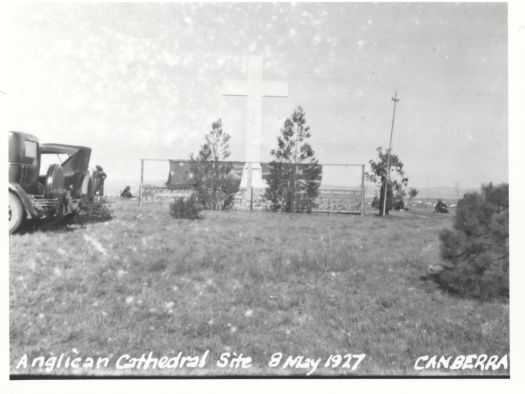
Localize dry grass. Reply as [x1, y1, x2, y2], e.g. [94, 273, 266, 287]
[9, 201, 509, 376]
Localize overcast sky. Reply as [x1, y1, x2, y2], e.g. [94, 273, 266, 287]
[4, 2, 508, 190]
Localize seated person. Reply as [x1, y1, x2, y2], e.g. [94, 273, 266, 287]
[435, 199, 449, 213]
[120, 186, 134, 199]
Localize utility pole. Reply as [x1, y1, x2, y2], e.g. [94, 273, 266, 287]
[382, 90, 400, 216]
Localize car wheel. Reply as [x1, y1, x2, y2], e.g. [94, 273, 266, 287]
[9, 192, 24, 234]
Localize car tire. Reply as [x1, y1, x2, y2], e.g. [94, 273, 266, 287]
[9, 192, 24, 234]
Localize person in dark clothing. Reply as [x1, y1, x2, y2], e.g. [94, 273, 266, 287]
[120, 186, 134, 199]
[435, 199, 449, 213]
[379, 175, 393, 216]
[92, 165, 107, 197]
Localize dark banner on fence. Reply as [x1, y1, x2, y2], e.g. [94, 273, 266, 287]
[166, 160, 196, 189]
[166, 160, 322, 190]
[167, 160, 247, 190]
[261, 162, 323, 188]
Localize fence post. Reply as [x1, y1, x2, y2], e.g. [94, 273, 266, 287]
[360, 164, 365, 216]
[250, 187, 253, 211]
[139, 159, 144, 207]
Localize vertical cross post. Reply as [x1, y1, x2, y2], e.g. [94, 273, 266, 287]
[246, 161, 253, 208]
[222, 55, 288, 193]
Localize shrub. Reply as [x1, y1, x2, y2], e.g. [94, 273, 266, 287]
[430, 183, 508, 300]
[75, 197, 112, 223]
[393, 199, 405, 211]
[88, 198, 112, 218]
[169, 194, 202, 220]
[365, 146, 410, 213]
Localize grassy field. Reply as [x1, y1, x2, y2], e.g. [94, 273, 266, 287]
[9, 201, 509, 376]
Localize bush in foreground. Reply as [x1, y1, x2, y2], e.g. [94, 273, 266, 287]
[430, 183, 508, 300]
[169, 195, 202, 220]
[75, 197, 112, 224]
[85, 198, 112, 218]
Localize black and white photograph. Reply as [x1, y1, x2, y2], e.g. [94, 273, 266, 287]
[3, 0, 521, 383]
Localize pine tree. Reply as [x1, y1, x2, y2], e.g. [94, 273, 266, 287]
[190, 119, 238, 210]
[431, 183, 509, 300]
[264, 106, 321, 212]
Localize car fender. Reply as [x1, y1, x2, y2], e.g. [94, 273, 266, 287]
[8, 183, 40, 218]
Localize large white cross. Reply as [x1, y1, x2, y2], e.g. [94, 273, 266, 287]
[222, 55, 288, 189]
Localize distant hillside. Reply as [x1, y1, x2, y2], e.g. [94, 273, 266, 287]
[412, 186, 479, 199]
[364, 185, 480, 199]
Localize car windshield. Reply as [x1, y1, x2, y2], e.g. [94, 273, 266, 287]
[39, 153, 70, 176]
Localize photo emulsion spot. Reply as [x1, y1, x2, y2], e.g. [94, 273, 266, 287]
[6, 2, 509, 378]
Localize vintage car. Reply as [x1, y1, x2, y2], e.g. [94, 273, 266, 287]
[8, 131, 94, 233]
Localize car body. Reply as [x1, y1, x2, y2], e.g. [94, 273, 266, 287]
[8, 131, 94, 233]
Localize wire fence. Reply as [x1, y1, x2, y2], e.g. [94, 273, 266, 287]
[138, 159, 365, 215]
